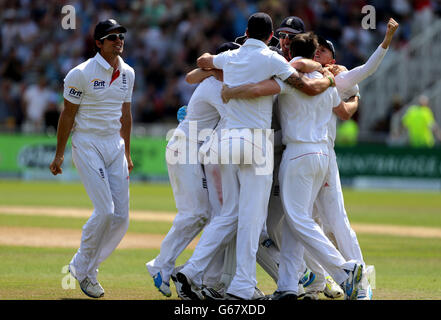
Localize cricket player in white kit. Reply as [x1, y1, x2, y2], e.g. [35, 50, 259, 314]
[309, 18, 399, 300]
[176, 13, 334, 300]
[49, 19, 135, 298]
[221, 18, 399, 300]
[273, 32, 364, 300]
[145, 42, 240, 299]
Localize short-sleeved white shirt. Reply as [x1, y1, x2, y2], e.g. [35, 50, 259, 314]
[177, 76, 224, 141]
[213, 38, 297, 129]
[63, 53, 135, 136]
[276, 57, 341, 146]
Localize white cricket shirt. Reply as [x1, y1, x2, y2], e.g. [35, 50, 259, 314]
[178, 76, 224, 136]
[63, 53, 135, 136]
[213, 38, 297, 129]
[276, 57, 341, 149]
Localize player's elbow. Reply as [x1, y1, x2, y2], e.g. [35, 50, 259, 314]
[197, 53, 212, 69]
[185, 73, 196, 84]
[338, 112, 351, 121]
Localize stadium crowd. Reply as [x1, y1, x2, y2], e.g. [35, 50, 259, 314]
[1, 0, 440, 135]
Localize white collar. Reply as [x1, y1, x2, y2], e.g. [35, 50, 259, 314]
[94, 53, 122, 71]
[243, 38, 268, 48]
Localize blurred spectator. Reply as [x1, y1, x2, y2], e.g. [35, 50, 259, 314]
[387, 95, 408, 146]
[23, 76, 53, 133]
[336, 118, 359, 146]
[0, 79, 25, 132]
[401, 95, 441, 147]
[43, 91, 62, 136]
[412, 0, 434, 36]
[0, 0, 437, 134]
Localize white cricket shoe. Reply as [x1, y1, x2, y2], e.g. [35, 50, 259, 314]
[201, 286, 225, 300]
[324, 276, 344, 299]
[252, 287, 265, 300]
[79, 277, 105, 298]
[176, 272, 205, 300]
[357, 284, 373, 300]
[146, 262, 171, 297]
[303, 290, 320, 300]
[357, 271, 373, 300]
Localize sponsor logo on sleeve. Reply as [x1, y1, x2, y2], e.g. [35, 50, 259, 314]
[68, 86, 83, 98]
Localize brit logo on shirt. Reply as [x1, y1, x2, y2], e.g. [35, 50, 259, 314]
[68, 86, 82, 98]
[91, 78, 105, 90]
[122, 73, 127, 85]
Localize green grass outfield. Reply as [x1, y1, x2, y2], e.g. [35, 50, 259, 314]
[0, 180, 440, 300]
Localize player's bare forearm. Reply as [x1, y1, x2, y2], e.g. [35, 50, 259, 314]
[186, 68, 212, 84]
[120, 102, 132, 157]
[120, 102, 133, 172]
[291, 59, 323, 74]
[221, 79, 280, 103]
[333, 96, 359, 120]
[50, 99, 79, 175]
[284, 73, 332, 96]
[55, 100, 79, 158]
[186, 68, 223, 84]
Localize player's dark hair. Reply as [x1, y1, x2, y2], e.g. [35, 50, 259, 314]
[247, 12, 273, 42]
[94, 39, 103, 53]
[289, 32, 318, 59]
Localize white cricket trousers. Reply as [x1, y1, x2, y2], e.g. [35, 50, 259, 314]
[70, 132, 130, 283]
[181, 130, 273, 299]
[278, 143, 355, 292]
[313, 146, 364, 265]
[147, 158, 211, 284]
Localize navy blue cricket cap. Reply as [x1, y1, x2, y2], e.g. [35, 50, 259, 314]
[276, 16, 305, 34]
[216, 42, 241, 54]
[317, 35, 336, 59]
[94, 19, 127, 40]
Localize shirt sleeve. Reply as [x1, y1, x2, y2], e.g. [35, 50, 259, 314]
[335, 45, 388, 91]
[124, 67, 135, 103]
[274, 77, 289, 94]
[63, 68, 85, 104]
[213, 52, 229, 70]
[331, 87, 342, 108]
[338, 84, 359, 101]
[271, 53, 299, 81]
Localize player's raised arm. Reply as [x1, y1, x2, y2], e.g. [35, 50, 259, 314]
[49, 99, 79, 175]
[381, 18, 399, 49]
[334, 18, 399, 91]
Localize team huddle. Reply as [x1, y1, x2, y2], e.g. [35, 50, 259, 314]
[147, 13, 399, 301]
[50, 13, 398, 300]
